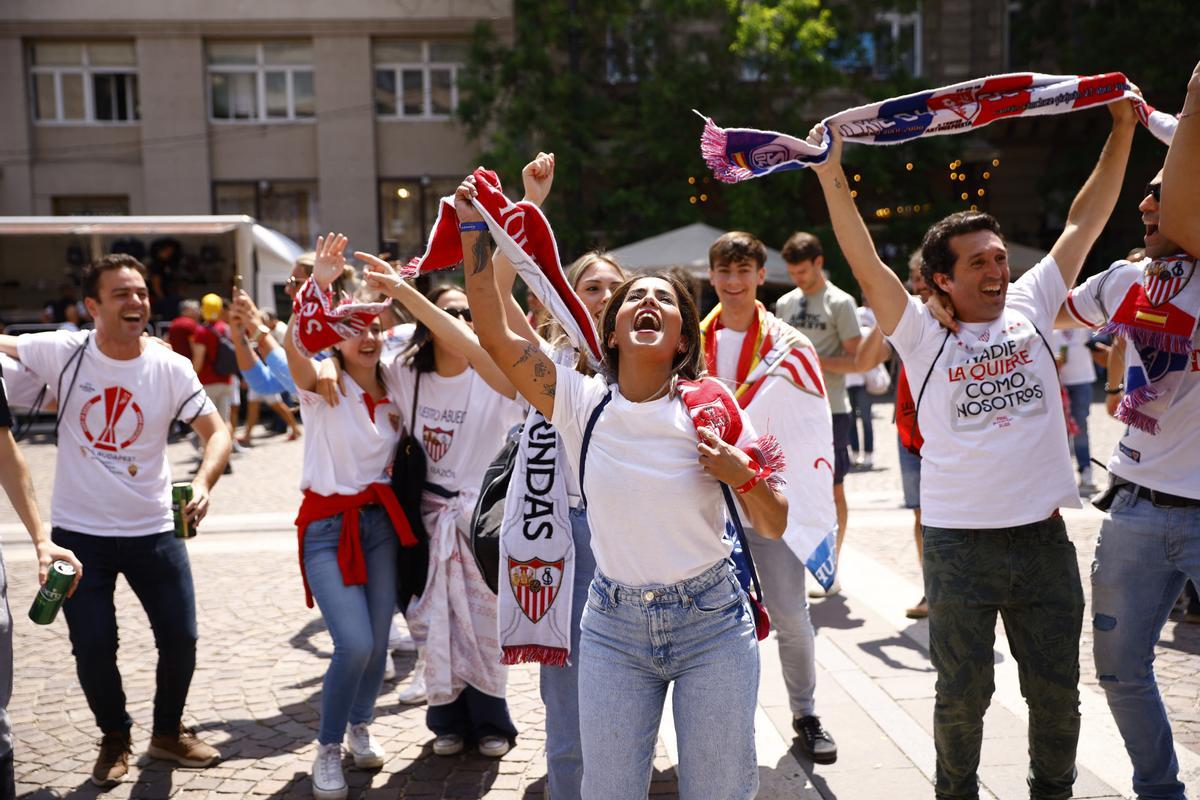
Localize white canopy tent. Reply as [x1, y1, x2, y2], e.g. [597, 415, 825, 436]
[609, 222, 794, 287]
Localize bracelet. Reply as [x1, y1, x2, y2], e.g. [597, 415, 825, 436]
[735, 459, 773, 495]
[458, 221, 488, 232]
[1104, 383, 1124, 395]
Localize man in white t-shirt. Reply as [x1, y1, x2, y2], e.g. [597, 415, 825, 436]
[0, 255, 232, 788]
[1060, 168, 1200, 799]
[704, 230, 839, 764]
[805, 96, 1136, 799]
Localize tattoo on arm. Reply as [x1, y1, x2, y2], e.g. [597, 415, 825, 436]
[470, 234, 493, 275]
[513, 342, 537, 367]
[532, 360, 549, 378]
[540, 382, 556, 397]
[833, 177, 843, 189]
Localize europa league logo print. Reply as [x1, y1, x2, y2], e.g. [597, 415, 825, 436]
[80, 386, 144, 452]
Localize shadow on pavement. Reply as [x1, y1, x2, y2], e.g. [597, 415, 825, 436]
[858, 634, 936, 673]
[808, 595, 865, 631]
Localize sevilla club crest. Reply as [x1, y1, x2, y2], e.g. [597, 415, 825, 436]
[1143, 257, 1196, 307]
[422, 426, 454, 462]
[508, 557, 564, 624]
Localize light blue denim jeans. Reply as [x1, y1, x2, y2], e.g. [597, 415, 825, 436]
[578, 559, 760, 800]
[1092, 484, 1200, 800]
[303, 506, 399, 745]
[539, 508, 596, 800]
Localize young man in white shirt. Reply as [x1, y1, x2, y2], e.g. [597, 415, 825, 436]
[1060, 167, 1200, 799]
[774, 233, 861, 595]
[0, 255, 232, 788]
[704, 231, 841, 764]
[805, 97, 1137, 799]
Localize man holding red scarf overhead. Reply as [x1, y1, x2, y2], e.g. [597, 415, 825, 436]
[702, 231, 839, 764]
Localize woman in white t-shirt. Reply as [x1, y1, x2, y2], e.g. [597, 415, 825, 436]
[455, 178, 788, 800]
[359, 259, 524, 760]
[284, 235, 414, 800]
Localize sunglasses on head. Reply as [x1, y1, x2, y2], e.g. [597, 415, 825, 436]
[444, 307, 472, 322]
[1146, 183, 1161, 202]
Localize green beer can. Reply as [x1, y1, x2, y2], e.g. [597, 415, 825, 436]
[172, 482, 196, 539]
[28, 560, 76, 625]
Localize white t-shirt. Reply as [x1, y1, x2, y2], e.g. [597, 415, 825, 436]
[551, 364, 757, 586]
[1052, 328, 1097, 386]
[17, 331, 215, 537]
[1066, 261, 1200, 499]
[0, 352, 53, 409]
[298, 373, 402, 495]
[714, 328, 747, 389]
[387, 361, 523, 496]
[887, 255, 1081, 528]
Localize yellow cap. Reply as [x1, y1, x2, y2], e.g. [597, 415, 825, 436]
[201, 293, 223, 321]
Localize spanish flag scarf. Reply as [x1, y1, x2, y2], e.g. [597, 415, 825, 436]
[700, 301, 826, 405]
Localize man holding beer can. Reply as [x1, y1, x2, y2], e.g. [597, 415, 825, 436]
[0, 361, 83, 799]
[0, 254, 232, 787]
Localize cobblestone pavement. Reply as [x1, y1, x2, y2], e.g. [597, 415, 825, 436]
[3, 402, 1199, 798]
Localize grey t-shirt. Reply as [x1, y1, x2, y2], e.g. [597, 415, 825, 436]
[775, 282, 860, 414]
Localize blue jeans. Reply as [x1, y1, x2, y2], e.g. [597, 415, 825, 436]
[1092, 486, 1200, 800]
[539, 508, 596, 800]
[847, 384, 874, 454]
[1066, 383, 1092, 472]
[579, 560, 759, 800]
[303, 506, 398, 745]
[51, 528, 198, 735]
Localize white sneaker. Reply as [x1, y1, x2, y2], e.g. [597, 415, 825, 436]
[311, 742, 347, 800]
[396, 650, 426, 705]
[388, 623, 417, 653]
[432, 734, 464, 756]
[383, 653, 396, 682]
[346, 723, 385, 769]
[860, 454, 873, 470]
[808, 579, 841, 599]
[478, 735, 511, 758]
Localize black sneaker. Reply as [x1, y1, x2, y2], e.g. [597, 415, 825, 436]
[793, 715, 837, 764]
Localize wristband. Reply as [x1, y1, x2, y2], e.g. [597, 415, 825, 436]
[1104, 383, 1124, 395]
[735, 459, 773, 495]
[458, 221, 488, 232]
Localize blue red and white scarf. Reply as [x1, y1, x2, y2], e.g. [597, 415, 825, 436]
[699, 72, 1176, 183]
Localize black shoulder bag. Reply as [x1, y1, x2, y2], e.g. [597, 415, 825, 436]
[392, 371, 430, 612]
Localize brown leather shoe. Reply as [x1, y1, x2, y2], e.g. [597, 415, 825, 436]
[91, 730, 132, 787]
[146, 725, 220, 767]
[905, 596, 929, 619]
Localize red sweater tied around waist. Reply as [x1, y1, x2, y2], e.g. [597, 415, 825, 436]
[294, 483, 417, 608]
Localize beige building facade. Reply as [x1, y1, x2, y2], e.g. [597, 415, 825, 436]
[0, 1, 512, 258]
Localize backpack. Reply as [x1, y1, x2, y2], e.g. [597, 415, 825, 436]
[391, 371, 429, 613]
[205, 323, 239, 378]
[469, 425, 522, 595]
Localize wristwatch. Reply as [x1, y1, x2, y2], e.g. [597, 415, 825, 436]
[253, 324, 272, 344]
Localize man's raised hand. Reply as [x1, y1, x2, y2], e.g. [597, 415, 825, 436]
[522, 152, 555, 206]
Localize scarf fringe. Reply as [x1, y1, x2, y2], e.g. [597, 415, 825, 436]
[750, 434, 787, 491]
[1115, 402, 1161, 435]
[698, 114, 752, 184]
[501, 645, 568, 667]
[1099, 321, 1193, 354]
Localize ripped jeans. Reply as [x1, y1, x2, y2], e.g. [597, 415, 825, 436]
[1092, 484, 1200, 800]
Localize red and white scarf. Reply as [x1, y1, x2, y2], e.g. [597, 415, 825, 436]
[404, 168, 603, 369]
[290, 275, 390, 358]
[1076, 255, 1200, 434]
[699, 72, 1176, 183]
[699, 304, 837, 589]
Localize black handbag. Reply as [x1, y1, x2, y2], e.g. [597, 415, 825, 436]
[391, 371, 429, 613]
[469, 424, 523, 595]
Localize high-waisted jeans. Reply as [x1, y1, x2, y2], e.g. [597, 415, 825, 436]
[578, 559, 760, 800]
[303, 506, 398, 745]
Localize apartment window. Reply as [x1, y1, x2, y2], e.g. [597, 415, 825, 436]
[832, 10, 921, 78]
[374, 41, 466, 120]
[208, 41, 315, 122]
[213, 181, 318, 246]
[30, 41, 139, 123]
[379, 178, 461, 259]
[52, 195, 131, 215]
